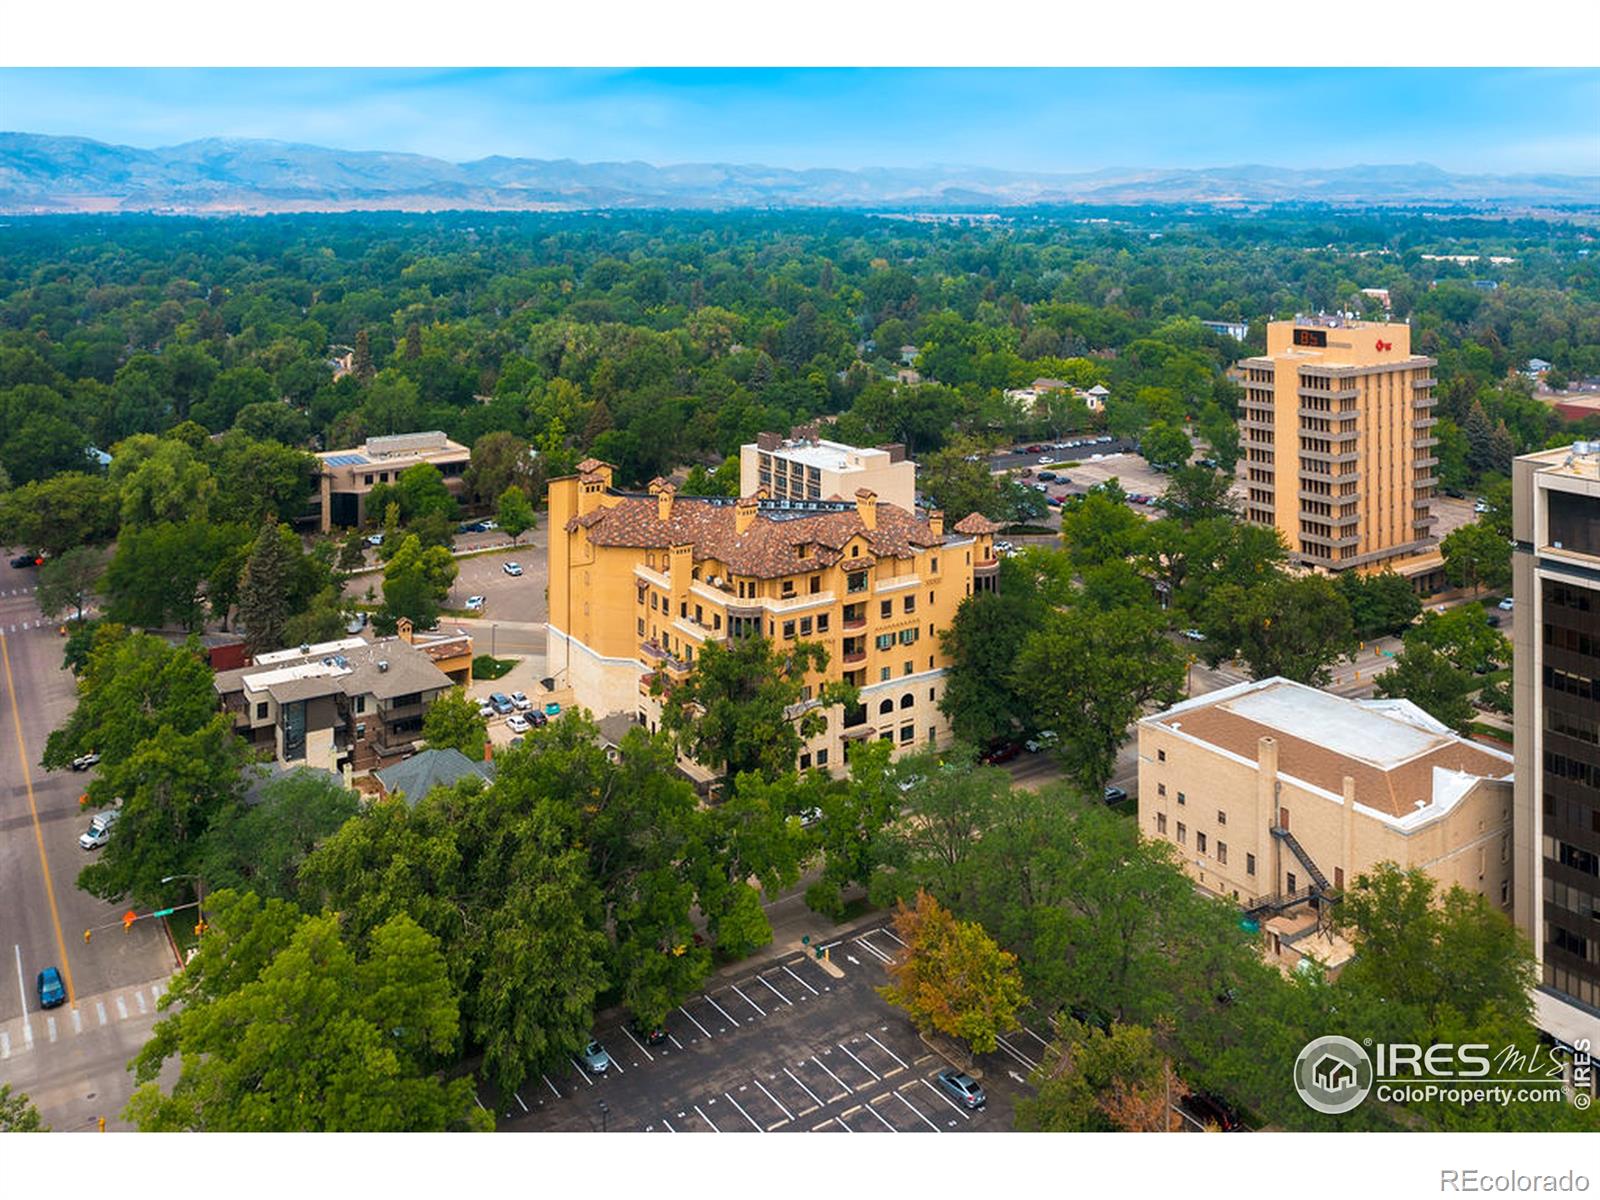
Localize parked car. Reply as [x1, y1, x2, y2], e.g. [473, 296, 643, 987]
[458, 521, 487, 534]
[982, 741, 1022, 765]
[1024, 730, 1058, 753]
[935, 1068, 987, 1110]
[1485, 614, 1501, 628]
[345, 611, 370, 634]
[464, 595, 486, 612]
[1182, 629, 1207, 642]
[528, 710, 549, 727]
[798, 807, 823, 828]
[366, 533, 384, 546]
[502, 561, 523, 577]
[1497, 597, 1514, 612]
[489, 692, 515, 714]
[1037, 471, 1056, 482]
[36, 966, 66, 1009]
[633, 1022, 669, 1046]
[10, 553, 40, 568]
[1047, 495, 1064, 506]
[506, 714, 530, 734]
[543, 702, 562, 717]
[1037, 455, 1052, 464]
[579, 1039, 612, 1074]
[895, 773, 924, 794]
[79, 809, 118, 850]
[1183, 1091, 1242, 1131]
[509, 691, 531, 710]
[1474, 499, 1490, 514]
[70, 751, 101, 771]
[479, 520, 499, 531]
[1032, 482, 1049, 493]
[478, 701, 497, 719]
[1103, 785, 1129, 805]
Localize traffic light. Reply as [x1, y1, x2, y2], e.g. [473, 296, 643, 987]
[122, 910, 137, 933]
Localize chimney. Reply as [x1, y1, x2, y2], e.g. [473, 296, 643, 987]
[657, 481, 675, 522]
[757, 431, 781, 452]
[856, 488, 878, 531]
[1341, 775, 1356, 888]
[1256, 735, 1278, 840]
[929, 509, 945, 537]
[735, 493, 760, 535]
[396, 617, 414, 644]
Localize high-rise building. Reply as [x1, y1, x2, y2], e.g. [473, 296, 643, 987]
[547, 460, 1000, 776]
[740, 427, 917, 511]
[1238, 317, 1438, 572]
[1512, 443, 1600, 1044]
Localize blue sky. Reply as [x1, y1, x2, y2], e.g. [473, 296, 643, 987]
[2, 68, 1596, 174]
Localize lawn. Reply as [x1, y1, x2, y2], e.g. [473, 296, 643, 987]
[473, 654, 516, 680]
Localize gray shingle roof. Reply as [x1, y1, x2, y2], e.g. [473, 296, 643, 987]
[373, 748, 494, 805]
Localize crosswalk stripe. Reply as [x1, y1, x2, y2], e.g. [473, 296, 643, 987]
[135, 990, 147, 1014]
[47, 1016, 56, 1043]
[97, 1001, 107, 1025]
[116, 995, 128, 1019]
[1, 1030, 9, 1058]
[72, 1008, 82, 1033]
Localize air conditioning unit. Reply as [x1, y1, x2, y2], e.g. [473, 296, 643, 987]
[377, 661, 389, 672]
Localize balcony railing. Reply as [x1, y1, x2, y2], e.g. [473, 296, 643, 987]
[842, 650, 866, 664]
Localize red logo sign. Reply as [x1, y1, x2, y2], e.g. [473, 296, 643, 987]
[1375, 339, 1392, 352]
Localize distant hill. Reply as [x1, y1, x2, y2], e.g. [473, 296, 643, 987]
[1, 132, 1595, 214]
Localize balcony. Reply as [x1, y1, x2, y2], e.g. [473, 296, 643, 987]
[842, 650, 866, 665]
[1300, 530, 1360, 550]
[842, 617, 866, 631]
[1413, 456, 1440, 470]
[1413, 474, 1440, 489]
[640, 640, 690, 675]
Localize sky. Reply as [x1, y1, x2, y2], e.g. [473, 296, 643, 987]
[2, 68, 1597, 175]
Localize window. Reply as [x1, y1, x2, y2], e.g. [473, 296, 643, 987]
[1177, 791, 1186, 806]
[879, 699, 895, 716]
[1176, 822, 1187, 846]
[714, 614, 722, 630]
[930, 557, 939, 573]
[851, 545, 860, 558]
[680, 602, 688, 619]
[904, 595, 916, 614]
[847, 571, 868, 593]
[898, 627, 918, 645]
[1246, 853, 1256, 877]
[1217, 810, 1227, 826]
[1500, 880, 1510, 906]
[810, 575, 821, 594]
[695, 605, 703, 624]
[900, 724, 914, 743]
[799, 752, 812, 770]
[928, 726, 937, 744]
[880, 667, 890, 681]
[800, 617, 813, 636]
[817, 613, 830, 633]
[929, 688, 936, 700]
[903, 661, 913, 676]
[1216, 842, 1228, 865]
[880, 599, 892, 619]
[783, 620, 796, 639]
[816, 748, 829, 767]
[1196, 832, 1207, 854]
[781, 580, 795, 598]
[636, 618, 645, 636]
[929, 591, 935, 606]
[255, 701, 269, 720]
[876, 633, 895, 651]
[1157, 813, 1167, 834]
[636, 588, 645, 605]
[900, 693, 914, 709]
[650, 592, 659, 611]
[1157, 749, 1166, 762]
[354, 695, 365, 715]
[1157, 783, 1166, 797]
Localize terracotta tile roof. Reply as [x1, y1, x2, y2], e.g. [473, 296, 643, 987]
[568, 493, 948, 579]
[953, 513, 1004, 535]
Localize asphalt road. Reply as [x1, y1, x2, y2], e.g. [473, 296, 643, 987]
[0, 555, 175, 1130]
[491, 917, 1032, 1133]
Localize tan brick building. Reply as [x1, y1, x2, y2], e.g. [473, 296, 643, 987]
[1138, 677, 1513, 972]
[547, 460, 999, 775]
[1238, 317, 1438, 572]
[313, 430, 471, 531]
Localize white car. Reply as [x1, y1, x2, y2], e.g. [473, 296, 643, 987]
[1038, 455, 1052, 464]
[1497, 597, 1514, 612]
[479, 520, 499, 531]
[505, 714, 530, 734]
[78, 810, 118, 850]
[502, 562, 523, 577]
[366, 533, 384, 546]
[510, 692, 531, 711]
[1025, 731, 1058, 753]
[1474, 499, 1490, 514]
[1183, 629, 1207, 642]
[71, 751, 101, 771]
[464, 595, 486, 611]
[478, 701, 497, 719]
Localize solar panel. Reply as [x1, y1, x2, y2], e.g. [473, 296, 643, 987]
[323, 454, 369, 466]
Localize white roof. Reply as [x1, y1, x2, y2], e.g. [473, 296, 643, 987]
[254, 636, 367, 666]
[1221, 683, 1442, 770]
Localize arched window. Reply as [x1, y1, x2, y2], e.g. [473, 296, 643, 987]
[878, 698, 895, 716]
[900, 693, 914, 709]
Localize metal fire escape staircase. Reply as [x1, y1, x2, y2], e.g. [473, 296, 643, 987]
[1243, 825, 1337, 919]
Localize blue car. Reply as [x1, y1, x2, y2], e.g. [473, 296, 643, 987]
[36, 966, 66, 1009]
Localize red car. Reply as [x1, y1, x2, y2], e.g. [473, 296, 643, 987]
[981, 742, 1022, 765]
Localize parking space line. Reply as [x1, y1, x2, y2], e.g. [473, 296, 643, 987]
[895, 1091, 941, 1132]
[811, 1055, 852, 1098]
[569, 1057, 595, 1085]
[729, 984, 765, 1017]
[877, 926, 908, 947]
[834, 1117, 853, 1132]
[678, 1004, 712, 1038]
[669, 1032, 684, 1049]
[853, 937, 893, 964]
[702, 993, 739, 1028]
[864, 1031, 909, 1071]
[1018, 1025, 1052, 1051]
[0, 1030, 8, 1058]
[96, 1001, 106, 1026]
[752, 1078, 793, 1121]
[723, 1091, 763, 1131]
[71, 1008, 81, 1033]
[513, 1089, 529, 1113]
[662, 1118, 675, 1132]
[473, 1092, 487, 1111]
[755, 974, 792, 1006]
[694, 1104, 720, 1131]
[784, 1067, 824, 1110]
[21, 1020, 31, 1048]
[837, 1042, 879, 1081]
[621, 1025, 655, 1061]
[116, 995, 128, 1020]
[994, 1034, 1037, 1070]
[607, 1053, 624, 1075]
[921, 1079, 971, 1121]
[135, 990, 148, 1014]
[542, 1073, 561, 1098]
[781, 964, 819, 995]
[863, 1102, 897, 1131]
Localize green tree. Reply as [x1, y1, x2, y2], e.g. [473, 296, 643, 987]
[1200, 574, 1357, 686]
[1017, 1020, 1181, 1132]
[0, 1083, 47, 1132]
[209, 433, 317, 525]
[127, 891, 488, 1132]
[681, 455, 740, 497]
[653, 635, 856, 782]
[380, 534, 458, 631]
[0, 472, 119, 557]
[464, 431, 538, 506]
[102, 520, 251, 631]
[420, 688, 489, 759]
[1440, 521, 1511, 597]
[1058, 482, 1144, 568]
[1406, 605, 1511, 673]
[877, 890, 1026, 1056]
[1140, 419, 1193, 472]
[938, 566, 1049, 749]
[1372, 643, 1478, 732]
[1195, 403, 1240, 472]
[1015, 605, 1186, 791]
[197, 769, 359, 904]
[236, 519, 296, 655]
[36, 544, 105, 623]
[496, 485, 536, 543]
[112, 435, 217, 527]
[1335, 570, 1422, 639]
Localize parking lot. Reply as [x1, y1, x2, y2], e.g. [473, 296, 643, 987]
[490, 920, 1040, 1133]
[342, 524, 548, 626]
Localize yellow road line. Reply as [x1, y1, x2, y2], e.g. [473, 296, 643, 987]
[2, 633, 75, 1005]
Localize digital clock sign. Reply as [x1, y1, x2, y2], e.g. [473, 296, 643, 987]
[1293, 328, 1328, 348]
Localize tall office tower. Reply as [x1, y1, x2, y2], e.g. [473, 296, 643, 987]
[1238, 317, 1438, 571]
[1512, 443, 1600, 1045]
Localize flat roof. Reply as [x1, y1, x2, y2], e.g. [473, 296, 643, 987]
[758, 439, 887, 471]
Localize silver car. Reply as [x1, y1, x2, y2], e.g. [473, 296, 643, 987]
[579, 1039, 612, 1074]
[79, 810, 118, 850]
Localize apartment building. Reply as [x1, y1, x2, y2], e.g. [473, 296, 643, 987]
[740, 427, 917, 511]
[1512, 444, 1600, 1044]
[548, 460, 1000, 775]
[1238, 316, 1438, 572]
[1139, 677, 1513, 972]
[312, 430, 471, 531]
[213, 621, 473, 774]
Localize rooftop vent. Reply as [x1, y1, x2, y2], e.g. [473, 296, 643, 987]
[377, 661, 389, 672]
[299, 643, 311, 655]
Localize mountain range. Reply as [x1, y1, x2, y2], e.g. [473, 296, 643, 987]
[1, 132, 1596, 214]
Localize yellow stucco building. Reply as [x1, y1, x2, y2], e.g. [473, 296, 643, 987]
[547, 459, 1001, 775]
[1239, 317, 1439, 572]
